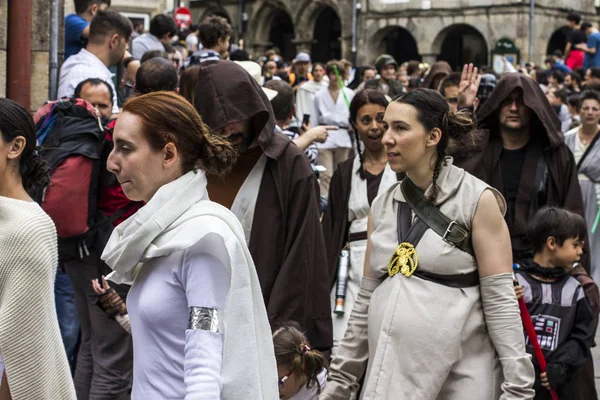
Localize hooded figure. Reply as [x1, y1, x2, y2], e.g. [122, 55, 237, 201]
[194, 60, 333, 353]
[422, 61, 452, 90]
[475, 73, 588, 269]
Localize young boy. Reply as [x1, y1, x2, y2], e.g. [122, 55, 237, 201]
[65, 0, 110, 60]
[514, 207, 595, 399]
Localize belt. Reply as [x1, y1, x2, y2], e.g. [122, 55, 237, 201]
[410, 269, 480, 288]
[348, 231, 368, 242]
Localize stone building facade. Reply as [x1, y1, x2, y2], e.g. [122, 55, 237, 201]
[186, 0, 599, 69]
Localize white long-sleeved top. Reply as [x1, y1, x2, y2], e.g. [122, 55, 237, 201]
[127, 233, 231, 400]
[0, 196, 76, 400]
[310, 87, 355, 150]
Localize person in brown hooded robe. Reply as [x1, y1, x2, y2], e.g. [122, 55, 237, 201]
[422, 61, 452, 90]
[193, 60, 333, 354]
[475, 73, 587, 267]
[475, 73, 598, 400]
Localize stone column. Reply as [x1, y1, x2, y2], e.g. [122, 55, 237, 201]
[420, 53, 438, 66]
[292, 40, 313, 55]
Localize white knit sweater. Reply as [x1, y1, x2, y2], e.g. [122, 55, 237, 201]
[0, 196, 76, 400]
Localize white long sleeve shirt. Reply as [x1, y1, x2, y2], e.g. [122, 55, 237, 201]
[127, 233, 231, 400]
[310, 87, 355, 150]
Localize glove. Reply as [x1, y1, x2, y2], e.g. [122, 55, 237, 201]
[480, 273, 536, 399]
[96, 287, 127, 318]
[321, 276, 380, 400]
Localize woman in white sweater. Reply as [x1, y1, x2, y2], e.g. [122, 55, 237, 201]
[101, 91, 278, 399]
[0, 98, 76, 399]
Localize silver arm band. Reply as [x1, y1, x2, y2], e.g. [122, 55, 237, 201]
[189, 306, 223, 333]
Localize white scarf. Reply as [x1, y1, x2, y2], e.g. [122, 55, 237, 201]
[101, 170, 279, 399]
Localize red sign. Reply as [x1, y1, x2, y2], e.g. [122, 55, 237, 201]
[174, 7, 192, 29]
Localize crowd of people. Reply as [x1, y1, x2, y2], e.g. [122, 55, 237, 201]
[3, 0, 600, 399]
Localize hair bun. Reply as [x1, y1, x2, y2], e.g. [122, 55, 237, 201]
[445, 109, 479, 158]
[20, 148, 50, 196]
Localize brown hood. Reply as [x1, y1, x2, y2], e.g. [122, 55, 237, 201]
[194, 60, 284, 158]
[476, 73, 563, 149]
[422, 61, 452, 89]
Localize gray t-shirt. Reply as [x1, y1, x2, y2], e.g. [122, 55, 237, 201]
[131, 33, 165, 60]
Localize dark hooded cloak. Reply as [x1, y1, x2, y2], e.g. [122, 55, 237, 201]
[422, 61, 452, 90]
[194, 60, 333, 352]
[474, 73, 588, 270]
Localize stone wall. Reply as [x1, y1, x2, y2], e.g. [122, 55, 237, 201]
[187, 0, 598, 68]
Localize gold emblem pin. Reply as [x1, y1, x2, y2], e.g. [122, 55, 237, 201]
[387, 242, 418, 277]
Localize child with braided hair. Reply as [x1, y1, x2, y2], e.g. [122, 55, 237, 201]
[274, 323, 328, 400]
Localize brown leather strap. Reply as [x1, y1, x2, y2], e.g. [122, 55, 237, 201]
[395, 194, 480, 288]
[412, 268, 480, 288]
[401, 178, 474, 257]
[348, 231, 368, 242]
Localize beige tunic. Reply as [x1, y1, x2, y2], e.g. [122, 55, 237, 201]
[363, 159, 506, 399]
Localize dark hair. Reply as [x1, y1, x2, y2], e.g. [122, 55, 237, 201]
[135, 58, 178, 95]
[589, 67, 600, 80]
[122, 91, 237, 176]
[312, 62, 325, 72]
[149, 14, 177, 39]
[550, 70, 565, 84]
[74, 0, 110, 14]
[544, 56, 556, 66]
[273, 322, 326, 395]
[552, 88, 568, 104]
[581, 22, 593, 31]
[0, 98, 49, 195]
[439, 72, 461, 96]
[407, 77, 422, 89]
[362, 66, 375, 77]
[406, 60, 421, 76]
[264, 80, 294, 122]
[534, 67, 548, 85]
[229, 49, 250, 61]
[140, 50, 168, 64]
[527, 207, 586, 253]
[179, 65, 200, 107]
[552, 49, 564, 59]
[347, 65, 374, 90]
[349, 89, 389, 169]
[89, 10, 132, 44]
[567, 11, 582, 25]
[189, 23, 199, 32]
[394, 89, 478, 201]
[567, 92, 582, 113]
[198, 16, 232, 49]
[580, 89, 600, 106]
[325, 60, 346, 78]
[566, 71, 582, 86]
[74, 78, 114, 106]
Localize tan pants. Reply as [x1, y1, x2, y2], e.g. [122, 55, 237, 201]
[319, 148, 350, 197]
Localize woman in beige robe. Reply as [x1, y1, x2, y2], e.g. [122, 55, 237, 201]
[321, 66, 535, 400]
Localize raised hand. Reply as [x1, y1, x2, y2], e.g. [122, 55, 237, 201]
[457, 63, 482, 108]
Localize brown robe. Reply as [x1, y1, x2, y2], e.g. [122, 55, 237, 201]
[194, 60, 333, 352]
[475, 73, 596, 400]
[422, 61, 452, 90]
[474, 73, 588, 270]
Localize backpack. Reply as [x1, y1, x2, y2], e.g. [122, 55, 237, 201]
[33, 98, 112, 262]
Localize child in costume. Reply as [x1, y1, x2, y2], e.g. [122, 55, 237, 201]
[514, 207, 595, 399]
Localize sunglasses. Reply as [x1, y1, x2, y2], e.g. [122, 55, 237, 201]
[278, 370, 293, 389]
